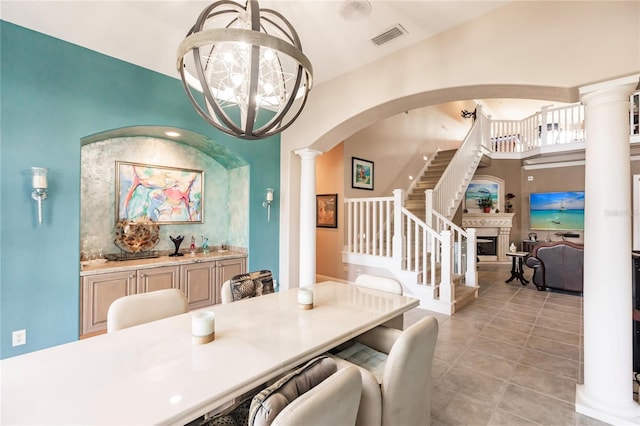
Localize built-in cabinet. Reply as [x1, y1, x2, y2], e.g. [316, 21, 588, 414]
[80, 254, 246, 337]
[137, 265, 180, 293]
[180, 261, 217, 310]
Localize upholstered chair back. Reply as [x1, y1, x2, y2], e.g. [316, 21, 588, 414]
[381, 316, 439, 426]
[106, 288, 188, 332]
[222, 270, 275, 304]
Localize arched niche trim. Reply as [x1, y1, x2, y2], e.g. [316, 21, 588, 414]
[82, 125, 247, 170]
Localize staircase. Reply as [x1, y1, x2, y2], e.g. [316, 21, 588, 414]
[342, 101, 597, 314]
[405, 149, 457, 221]
[342, 108, 489, 315]
[402, 149, 478, 312]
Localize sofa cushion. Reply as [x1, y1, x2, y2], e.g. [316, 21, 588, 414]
[248, 356, 337, 426]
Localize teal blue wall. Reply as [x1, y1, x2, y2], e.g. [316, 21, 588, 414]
[0, 21, 280, 359]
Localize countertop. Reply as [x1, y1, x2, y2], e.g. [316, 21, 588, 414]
[80, 250, 247, 276]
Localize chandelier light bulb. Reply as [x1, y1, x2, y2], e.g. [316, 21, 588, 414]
[232, 73, 244, 87]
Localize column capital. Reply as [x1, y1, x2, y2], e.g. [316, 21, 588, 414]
[294, 148, 323, 160]
[580, 74, 639, 104]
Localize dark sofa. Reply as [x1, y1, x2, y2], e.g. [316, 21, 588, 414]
[525, 241, 584, 292]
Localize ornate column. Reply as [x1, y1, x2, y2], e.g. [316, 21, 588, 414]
[576, 75, 640, 424]
[295, 148, 323, 288]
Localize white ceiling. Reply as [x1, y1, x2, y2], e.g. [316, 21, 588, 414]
[0, 0, 557, 118]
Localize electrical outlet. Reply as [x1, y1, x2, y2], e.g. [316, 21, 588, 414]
[12, 329, 26, 347]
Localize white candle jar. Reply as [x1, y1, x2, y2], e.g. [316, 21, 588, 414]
[192, 311, 215, 344]
[298, 288, 314, 310]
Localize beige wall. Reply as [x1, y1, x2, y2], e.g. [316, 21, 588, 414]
[316, 143, 345, 279]
[343, 101, 477, 198]
[474, 161, 585, 248]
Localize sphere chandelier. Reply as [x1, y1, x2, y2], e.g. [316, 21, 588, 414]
[177, 0, 313, 140]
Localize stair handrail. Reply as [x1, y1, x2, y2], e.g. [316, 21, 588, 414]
[431, 105, 487, 219]
[343, 189, 461, 308]
[432, 209, 477, 287]
[399, 206, 451, 295]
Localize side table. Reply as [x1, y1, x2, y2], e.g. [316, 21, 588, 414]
[506, 251, 530, 286]
[522, 240, 539, 254]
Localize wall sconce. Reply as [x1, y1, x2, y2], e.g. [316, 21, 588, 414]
[263, 188, 274, 222]
[31, 167, 48, 225]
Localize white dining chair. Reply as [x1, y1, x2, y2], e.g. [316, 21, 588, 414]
[354, 274, 404, 329]
[106, 288, 188, 332]
[333, 316, 439, 426]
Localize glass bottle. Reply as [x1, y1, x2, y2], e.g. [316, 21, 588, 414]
[190, 236, 196, 256]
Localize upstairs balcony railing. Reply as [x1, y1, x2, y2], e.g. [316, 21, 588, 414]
[488, 103, 585, 153]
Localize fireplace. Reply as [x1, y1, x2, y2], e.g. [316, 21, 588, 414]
[462, 213, 515, 262]
[477, 237, 497, 256]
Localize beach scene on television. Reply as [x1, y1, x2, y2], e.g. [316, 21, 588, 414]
[530, 191, 585, 230]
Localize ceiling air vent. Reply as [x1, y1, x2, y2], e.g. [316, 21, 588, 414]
[371, 24, 407, 46]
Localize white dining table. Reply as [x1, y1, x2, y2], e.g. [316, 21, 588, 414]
[0, 280, 419, 425]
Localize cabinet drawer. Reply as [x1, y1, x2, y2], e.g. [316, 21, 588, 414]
[136, 265, 180, 293]
[180, 261, 216, 310]
[81, 270, 135, 335]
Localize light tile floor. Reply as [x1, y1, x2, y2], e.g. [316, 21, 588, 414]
[404, 263, 612, 426]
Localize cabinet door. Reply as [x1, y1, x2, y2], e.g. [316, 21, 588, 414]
[216, 257, 247, 304]
[81, 270, 135, 336]
[136, 265, 180, 293]
[180, 261, 216, 310]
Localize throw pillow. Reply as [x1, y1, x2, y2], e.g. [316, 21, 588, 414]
[230, 278, 256, 301]
[253, 270, 275, 296]
[248, 356, 337, 426]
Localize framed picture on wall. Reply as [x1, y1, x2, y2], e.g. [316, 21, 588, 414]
[116, 161, 203, 224]
[463, 175, 503, 213]
[316, 194, 338, 228]
[352, 157, 374, 190]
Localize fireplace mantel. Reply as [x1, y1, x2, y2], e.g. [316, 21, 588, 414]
[463, 213, 515, 262]
[462, 213, 515, 228]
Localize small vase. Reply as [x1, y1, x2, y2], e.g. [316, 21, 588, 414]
[483, 207, 491, 213]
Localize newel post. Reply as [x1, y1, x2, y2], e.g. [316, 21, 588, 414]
[465, 228, 477, 287]
[439, 229, 453, 304]
[424, 189, 434, 228]
[392, 189, 405, 265]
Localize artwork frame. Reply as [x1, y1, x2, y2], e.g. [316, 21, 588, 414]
[352, 157, 374, 190]
[464, 176, 503, 213]
[316, 193, 338, 228]
[116, 161, 203, 224]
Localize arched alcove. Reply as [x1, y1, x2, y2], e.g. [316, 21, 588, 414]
[80, 126, 249, 258]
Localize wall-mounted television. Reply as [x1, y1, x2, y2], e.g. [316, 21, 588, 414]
[529, 191, 585, 231]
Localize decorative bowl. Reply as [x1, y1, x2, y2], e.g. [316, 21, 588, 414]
[114, 219, 160, 253]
